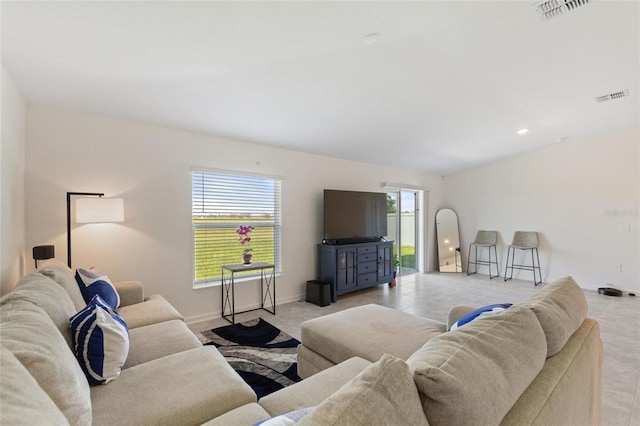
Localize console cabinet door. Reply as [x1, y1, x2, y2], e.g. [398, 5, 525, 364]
[336, 248, 356, 290]
[378, 243, 393, 282]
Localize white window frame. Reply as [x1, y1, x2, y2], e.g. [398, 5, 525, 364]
[192, 169, 282, 288]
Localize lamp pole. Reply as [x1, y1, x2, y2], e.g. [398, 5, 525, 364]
[66, 192, 104, 267]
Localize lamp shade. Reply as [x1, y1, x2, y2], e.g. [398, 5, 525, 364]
[75, 198, 124, 223]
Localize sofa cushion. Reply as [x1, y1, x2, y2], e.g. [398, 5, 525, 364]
[201, 403, 270, 426]
[90, 346, 256, 425]
[0, 300, 92, 425]
[450, 303, 512, 330]
[514, 276, 587, 357]
[124, 319, 201, 368]
[117, 294, 183, 328]
[260, 356, 372, 416]
[75, 267, 120, 309]
[407, 305, 546, 426]
[0, 346, 70, 426]
[0, 271, 77, 349]
[37, 259, 87, 310]
[301, 304, 446, 365]
[70, 295, 130, 385]
[298, 354, 429, 426]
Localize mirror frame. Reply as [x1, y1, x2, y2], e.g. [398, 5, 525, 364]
[435, 208, 462, 272]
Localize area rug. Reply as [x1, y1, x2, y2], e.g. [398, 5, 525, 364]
[199, 318, 302, 398]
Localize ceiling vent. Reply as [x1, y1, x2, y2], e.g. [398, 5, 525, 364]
[594, 90, 629, 103]
[534, 0, 590, 21]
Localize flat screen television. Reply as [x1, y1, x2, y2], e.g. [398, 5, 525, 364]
[323, 189, 388, 244]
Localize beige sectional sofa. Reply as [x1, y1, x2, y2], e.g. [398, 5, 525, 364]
[1, 263, 603, 426]
[0, 260, 257, 425]
[286, 276, 603, 425]
[204, 276, 604, 425]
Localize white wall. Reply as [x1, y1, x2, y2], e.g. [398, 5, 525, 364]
[444, 128, 640, 293]
[0, 66, 26, 295]
[25, 104, 444, 322]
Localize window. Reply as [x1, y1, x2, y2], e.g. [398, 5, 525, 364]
[192, 170, 282, 287]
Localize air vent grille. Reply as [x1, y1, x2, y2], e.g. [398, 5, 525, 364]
[534, 0, 590, 21]
[594, 90, 629, 103]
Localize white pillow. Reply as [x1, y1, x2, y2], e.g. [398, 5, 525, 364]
[70, 295, 129, 385]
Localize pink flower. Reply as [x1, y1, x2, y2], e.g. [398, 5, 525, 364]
[236, 225, 254, 252]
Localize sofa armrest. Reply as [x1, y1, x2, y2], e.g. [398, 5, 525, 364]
[447, 305, 477, 330]
[114, 281, 144, 306]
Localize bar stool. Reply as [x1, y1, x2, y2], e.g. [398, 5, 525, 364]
[504, 231, 542, 286]
[466, 231, 499, 278]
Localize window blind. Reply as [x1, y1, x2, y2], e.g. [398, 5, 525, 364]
[192, 170, 282, 286]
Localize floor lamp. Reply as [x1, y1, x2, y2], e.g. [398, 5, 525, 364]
[67, 192, 125, 267]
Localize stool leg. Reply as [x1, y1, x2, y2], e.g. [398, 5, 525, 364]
[475, 244, 478, 273]
[489, 245, 498, 279]
[533, 248, 542, 286]
[504, 246, 513, 281]
[488, 245, 493, 278]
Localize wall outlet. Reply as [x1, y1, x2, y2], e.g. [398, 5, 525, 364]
[618, 224, 632, 232]
[614, 264, 623, 272]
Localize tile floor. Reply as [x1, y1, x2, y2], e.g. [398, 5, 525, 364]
[190, 272, 640, 426]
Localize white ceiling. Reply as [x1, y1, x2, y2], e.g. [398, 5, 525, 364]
[2, 1, 638, 175]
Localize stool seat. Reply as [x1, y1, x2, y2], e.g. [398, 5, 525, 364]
[467, 230, 499, 278]
[504, 231, 542, 285]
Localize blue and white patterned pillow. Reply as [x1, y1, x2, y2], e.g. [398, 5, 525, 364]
[70, 295, 129, 386]
[450, 303, 512, 330]
[75, 267, 120, 309]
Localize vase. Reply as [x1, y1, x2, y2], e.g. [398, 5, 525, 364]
[243, 253, 253, 265]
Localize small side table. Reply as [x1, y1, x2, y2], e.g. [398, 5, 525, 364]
[221, 262, 276, 324]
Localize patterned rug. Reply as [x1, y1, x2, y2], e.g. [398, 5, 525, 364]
[199, 318, 302, 398]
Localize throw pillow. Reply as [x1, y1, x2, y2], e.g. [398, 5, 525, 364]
[0, 346, 70, 425]
[38, 259, 87, 310]
[70, 295, 129, 386]
[297, 354, 429, 426]
[1, 300, 93, 424]
[450, 303, 512, 330]
[75, 267, 120, 309]
[407, 305, 547, 426]
[513, 276, 588, 357]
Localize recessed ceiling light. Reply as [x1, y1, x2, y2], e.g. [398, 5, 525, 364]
[363, 32, 381, 45]
[517, 128, 529, 135]
[556, 137, 570, 143]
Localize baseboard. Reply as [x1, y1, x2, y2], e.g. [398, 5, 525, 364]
[186, 311, 220, 327]
[185, 293, 305, 327]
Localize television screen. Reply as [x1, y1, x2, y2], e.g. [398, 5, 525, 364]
[323, 190, 387, 244]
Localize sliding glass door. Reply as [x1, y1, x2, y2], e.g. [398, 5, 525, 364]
[386, 190, 418, 276]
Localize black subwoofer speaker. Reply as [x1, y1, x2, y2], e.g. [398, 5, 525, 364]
[306, 280, 331, 307]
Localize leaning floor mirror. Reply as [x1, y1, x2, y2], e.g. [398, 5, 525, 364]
[436, 208, 462, 272]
